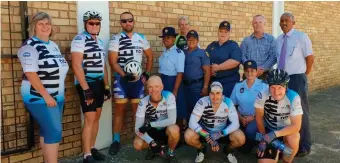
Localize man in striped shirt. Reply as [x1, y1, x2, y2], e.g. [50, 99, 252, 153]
[240, 15, 277, 80]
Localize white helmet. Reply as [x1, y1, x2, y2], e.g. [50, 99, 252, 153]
[123, 60, 142, 78]
[83, 10, 102, 22]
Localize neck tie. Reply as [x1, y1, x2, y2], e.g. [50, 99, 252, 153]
[278, 35, 287, 70]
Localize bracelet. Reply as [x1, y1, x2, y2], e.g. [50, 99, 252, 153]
[105, 85, 110, 90]
[203, 85, 208, 88]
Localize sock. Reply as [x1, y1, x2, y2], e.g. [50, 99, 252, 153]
[168, 148, 174, 156]
[84, 153, 91, 159]
[113, 133, 120, 142]
[91, 146, 95, 150]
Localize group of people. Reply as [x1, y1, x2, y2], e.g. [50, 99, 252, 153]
[18, 9, 314, 163]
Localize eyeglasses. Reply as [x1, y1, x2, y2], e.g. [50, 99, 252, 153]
[120, 18, 134, 23]
[88, 22, 101, 26]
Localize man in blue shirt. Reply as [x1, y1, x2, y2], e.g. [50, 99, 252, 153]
[206, 21, 242, 97]
[183, 30, 210, 122]
[240, 15, 277, 80]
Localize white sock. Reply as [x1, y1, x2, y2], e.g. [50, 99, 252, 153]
[91, 146, 95, 149]
[84, 153, 92, 159]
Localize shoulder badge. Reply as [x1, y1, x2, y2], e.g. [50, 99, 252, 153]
[176, 48, 182, 53]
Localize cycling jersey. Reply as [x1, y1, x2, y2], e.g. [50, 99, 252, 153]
[18, 36, 69, 104]
[192, 96, 238, 133]
[108, 32, 150, 70]
[254, 89, 303, 131]
[71, 31, 106, 84]
[136, 91, 176, 130]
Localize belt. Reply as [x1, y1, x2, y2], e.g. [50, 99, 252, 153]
[183, 78, 203, 85]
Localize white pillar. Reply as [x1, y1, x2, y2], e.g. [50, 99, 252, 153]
[272, 1, 285, 38]
[77, 1, 112, 150]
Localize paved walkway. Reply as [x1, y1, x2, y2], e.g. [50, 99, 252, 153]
[60, 86, 340, 163]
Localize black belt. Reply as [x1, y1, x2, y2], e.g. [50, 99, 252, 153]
[183, 78, 203, 85]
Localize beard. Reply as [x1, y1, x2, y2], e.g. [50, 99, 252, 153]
[123, 26, 134, 33]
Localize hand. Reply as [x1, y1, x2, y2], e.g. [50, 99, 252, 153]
[205, 135, 214, 145]
[83, 89, 94, 106]
[141, 72, 150, 84]
[245, 115, 255, 123]
[172, 90, 178, 98]
[124, 72, 136, 82]
[211, 140, 220, 152]
[149, 140, 162, 155]
[211, 64, 220, 72]
[139, 121, 151, 134]
[43, 94, 57, 107]
[200, 87, 208, 96]
[257, 68, 265, 77]
[210, 131, 223, 141]
[262, 131, 277, 144]
[257, 140, 267, 158]
[240, 116, 248, 127]
[104, 87, 111, 101]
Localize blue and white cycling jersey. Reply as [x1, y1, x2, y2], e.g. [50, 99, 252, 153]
[18, 37, 69, 104]
[71, 31, 106, 84]
[108, 32, 150, 71]
[254, 89, 304, 131]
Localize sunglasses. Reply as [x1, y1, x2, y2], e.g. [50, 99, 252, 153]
[120, 18, 134, 23]
[88, 22, 101, 26]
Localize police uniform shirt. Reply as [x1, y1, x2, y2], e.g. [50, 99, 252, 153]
[276, 28, 313, 75]
[184, 47, 210, 80]
[18, 36, 69, 104]
[159, 45, 185, 76]
[230, 78, 268, 116]
[206, 40, 242, 78]
[71, 32, 106, 84]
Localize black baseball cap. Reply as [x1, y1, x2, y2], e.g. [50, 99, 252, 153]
[219, 21, 231, 31]
[186, 30, 199, 39]
[243, 60, 258, 70]
[159, 27, 178, 38]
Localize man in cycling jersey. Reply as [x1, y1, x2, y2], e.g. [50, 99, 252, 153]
[108, 11, 153, 155]
[185, 82, 245, 163]
[134, 76, 180, 162]
[255, 69, 303, 163]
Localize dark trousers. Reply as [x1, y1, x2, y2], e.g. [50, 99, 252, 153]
[288, 73, 311, 151]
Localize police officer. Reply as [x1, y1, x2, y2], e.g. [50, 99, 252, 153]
[183, 30, 210, 121]
[158, 27, 186, 130]
[230, 60, 268, 153]
[206, 21, 242, 97]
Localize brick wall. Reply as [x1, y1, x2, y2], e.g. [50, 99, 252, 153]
[1, 1, 81, 163]
[285, 2, 340, 91]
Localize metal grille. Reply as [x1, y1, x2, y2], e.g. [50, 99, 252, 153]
[1, 1, 35, 156]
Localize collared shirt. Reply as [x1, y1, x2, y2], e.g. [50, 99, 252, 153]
[206, 40, 242, 78]
[240, 33, 277, 70]
[230, 78, 268, 116]
[184, 47, 210, 80]
[276, 28, 313, 75]
[159, 45, 185, 76]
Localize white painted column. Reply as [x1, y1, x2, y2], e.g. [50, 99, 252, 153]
[77, 1, 112, 150]
[272, 1, 285, 38]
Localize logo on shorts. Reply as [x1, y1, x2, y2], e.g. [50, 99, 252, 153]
[240, 88, 244, 93]
[22, 52, 31, 57]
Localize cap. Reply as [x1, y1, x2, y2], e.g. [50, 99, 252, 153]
[219, 21, 231, 31]
[210, 82, 223, 92]
[159, 27, 178, 38]
[243, 60, 258, 70]
[186, 30, 199, 39]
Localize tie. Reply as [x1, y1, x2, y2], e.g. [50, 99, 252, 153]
[278, 35, 287, 70]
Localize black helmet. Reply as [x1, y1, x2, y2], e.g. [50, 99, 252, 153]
[267, 69, 290, 87]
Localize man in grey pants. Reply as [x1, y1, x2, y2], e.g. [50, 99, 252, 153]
[276, 12, 314, 157]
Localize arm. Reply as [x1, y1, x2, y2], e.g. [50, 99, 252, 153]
[71, 52, 89, 90]
[103, 63, 109, 87]
[305, 55, 314, 75]
[172, 73, 183, 95]
[189, 113, 209, 137]
[215, 59, 240, 71]
[262, 38, 278, 70]
[221, 104, 240, 136]
[25, 72, 54, 99]
[274, 115, 302, 137]
[144, 48, 153, 73]
[150, 108, 176, 128]
[135, 116, 154, 143]
[108, 51, 125, 76]
[255, 107, 266, 134]
[202, 65, 210, 89]
[240, 38, 248, 63]
[173, 53, 185, 95]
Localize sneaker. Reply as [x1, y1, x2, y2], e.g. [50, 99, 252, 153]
[145, 148, 155, 160]
[296, 149, 311, 157]
[195, 151, 205, 163]
[91, 148, 106, 160]
[108, 141, 120, 155]
[226, 153, 238, 163]
[83, 155, 95, 163]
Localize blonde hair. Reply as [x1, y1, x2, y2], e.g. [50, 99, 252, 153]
[29, 12, 54, 37]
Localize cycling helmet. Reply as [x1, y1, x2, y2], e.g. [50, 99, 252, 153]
[123, 60, 142, 78]
[83, 10, 102, 22]
[267, 69, 290, 88]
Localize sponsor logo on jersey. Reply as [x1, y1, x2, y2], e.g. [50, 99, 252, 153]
[23, 52, 31, 57]
[75, 36, 82, 40]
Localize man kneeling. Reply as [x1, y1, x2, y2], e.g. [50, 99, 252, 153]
[134, 75, 180, 162]
[185, 82, 245, 163]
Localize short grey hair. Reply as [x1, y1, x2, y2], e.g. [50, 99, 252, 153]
[281, 12, 295, 21]
[29, 12, 54, 37]
[253, 15, 266, 21]
[178, 16, 190, 26]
